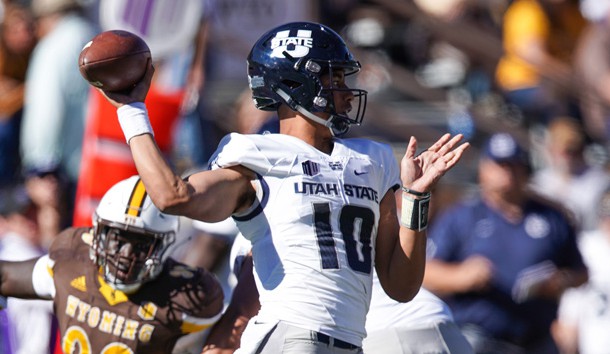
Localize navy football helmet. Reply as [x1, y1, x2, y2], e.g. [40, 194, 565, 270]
[247, 21, 367, 136]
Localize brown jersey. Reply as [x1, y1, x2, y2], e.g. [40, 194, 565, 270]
[45, 227, 223, 354]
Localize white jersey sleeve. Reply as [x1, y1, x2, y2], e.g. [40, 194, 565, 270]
[209, 133, 400, 346]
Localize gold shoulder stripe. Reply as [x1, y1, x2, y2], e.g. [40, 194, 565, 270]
[180, 312, 222, 333]
[126, 178, 148, 217]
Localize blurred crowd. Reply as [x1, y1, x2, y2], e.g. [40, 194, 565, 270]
[1, 0, 610, 353]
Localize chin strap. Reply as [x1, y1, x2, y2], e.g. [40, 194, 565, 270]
[275, 88, 348, 136]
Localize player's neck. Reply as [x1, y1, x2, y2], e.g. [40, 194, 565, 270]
[279, 113, 334, 154]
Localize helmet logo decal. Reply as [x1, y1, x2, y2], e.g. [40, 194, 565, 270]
[125, 178, 147, 217]
[270, 30, 312, 58]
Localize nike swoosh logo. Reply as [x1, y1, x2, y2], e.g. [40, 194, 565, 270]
[354, 170, 368, 176]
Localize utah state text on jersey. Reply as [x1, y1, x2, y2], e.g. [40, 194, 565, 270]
[294, 182, 379, 203]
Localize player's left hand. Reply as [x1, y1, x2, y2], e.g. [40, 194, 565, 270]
[400, 133, 469, 192]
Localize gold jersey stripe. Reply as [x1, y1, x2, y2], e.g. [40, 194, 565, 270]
[126, 178, 147, 217]
[181, 321, 214, 334]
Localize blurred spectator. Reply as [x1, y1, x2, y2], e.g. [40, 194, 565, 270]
[0, 3, 35, 187]
[0, 184, 55, 354]
[424, 132, 588, 354]
[551, 187, 610, 354]
[575, 188, 610, 288]
[341, 1, 507, 140]
[24, 170, 64, 249]
[573, 1, 610, 143]
[494, 0, 586, 126]
[411, 0, 498, 95]
[552, 284, 610, 354]
[530, 116, 610, 231]
[19, 0, 96, 227]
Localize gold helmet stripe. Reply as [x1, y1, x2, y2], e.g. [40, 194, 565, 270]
[125, 178, 148, 217]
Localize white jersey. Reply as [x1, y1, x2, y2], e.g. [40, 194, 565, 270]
[366, 273, 454, 331]
[210, 133, 400, 346]
[364, 274, 472, 354]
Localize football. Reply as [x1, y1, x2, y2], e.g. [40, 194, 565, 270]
[78, 30, 151, 92]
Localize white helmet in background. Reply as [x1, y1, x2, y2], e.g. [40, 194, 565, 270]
[92, 175, 178, 293]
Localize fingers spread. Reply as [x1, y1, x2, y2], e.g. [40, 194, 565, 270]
[438, 134, 464, 155]
[445, 142, 470, 167]
[428, 133, 451, 153]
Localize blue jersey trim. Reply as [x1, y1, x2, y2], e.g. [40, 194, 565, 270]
[233, 173, 269, 222]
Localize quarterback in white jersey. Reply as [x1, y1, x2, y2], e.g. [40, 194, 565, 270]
[210, 132, 399, 346]
[100, 21, 469, 353]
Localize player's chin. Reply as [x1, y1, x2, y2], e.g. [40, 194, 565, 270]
[108, 262, 139, 283]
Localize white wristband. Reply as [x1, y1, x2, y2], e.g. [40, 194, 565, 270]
[117, 102, 154, 143]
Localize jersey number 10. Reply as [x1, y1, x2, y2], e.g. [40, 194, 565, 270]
[313, 202, 374, 274]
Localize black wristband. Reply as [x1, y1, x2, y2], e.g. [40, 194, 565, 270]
[401, 186, 431, 197]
